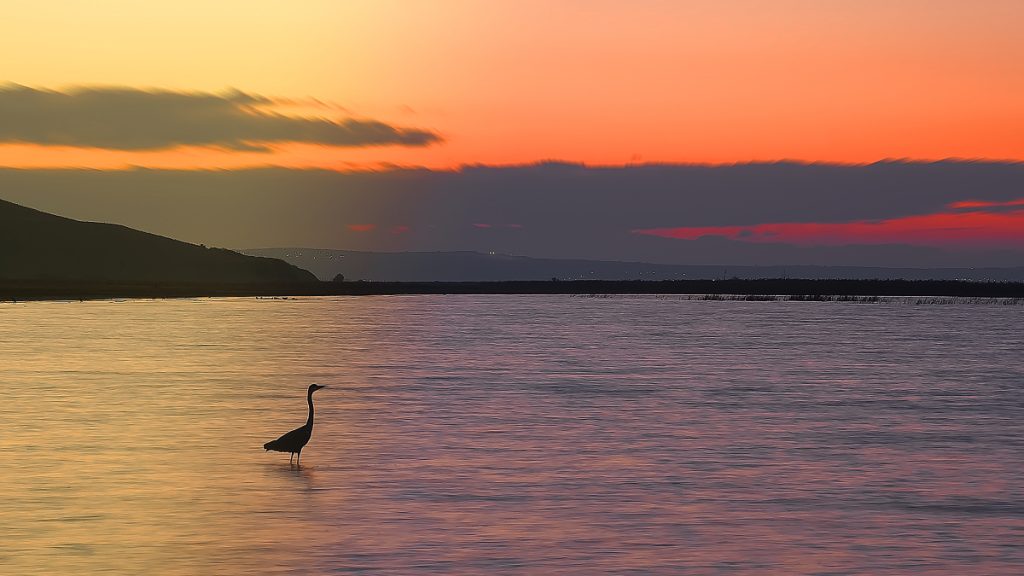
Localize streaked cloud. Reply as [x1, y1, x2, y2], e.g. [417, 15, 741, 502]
[949, 198, 1024, 210]
[633, 208, 1024, 248]
[0, 85, 441, 151]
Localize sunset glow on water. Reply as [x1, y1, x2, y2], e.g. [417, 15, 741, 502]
[2, 296, 1022, 574]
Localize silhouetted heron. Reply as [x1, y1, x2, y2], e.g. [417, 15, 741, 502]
[264, 384, 325, 466]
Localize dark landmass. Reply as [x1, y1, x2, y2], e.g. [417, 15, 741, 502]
[243, 247, 1024, 282]
[3, 279, 1023, 301]
[3, 197, 1021, 301]
[1, 198, 316, 283]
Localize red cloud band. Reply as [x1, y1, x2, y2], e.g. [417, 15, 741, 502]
[634, 206, 1024, 248]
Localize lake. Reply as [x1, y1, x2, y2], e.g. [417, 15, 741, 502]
[1, 295, 1022, 574]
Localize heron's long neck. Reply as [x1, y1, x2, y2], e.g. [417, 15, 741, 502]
[306, 391, 315, 428]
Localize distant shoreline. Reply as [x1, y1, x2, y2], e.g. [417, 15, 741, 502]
[3, 278, 1024, 301]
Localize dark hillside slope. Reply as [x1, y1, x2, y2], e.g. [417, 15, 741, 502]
[0, 198, 316, 283]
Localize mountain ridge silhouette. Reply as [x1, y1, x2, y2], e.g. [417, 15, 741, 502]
[1, 197, 316, 283]
[243, 247, 1024, 282]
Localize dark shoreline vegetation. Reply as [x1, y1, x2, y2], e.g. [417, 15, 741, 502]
[3, 278, 1024, 302]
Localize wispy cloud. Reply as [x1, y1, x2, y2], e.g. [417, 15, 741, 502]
[346, 224, 377, 233]
[949, 198, 1024, 209]
[0, 85, 441, 151]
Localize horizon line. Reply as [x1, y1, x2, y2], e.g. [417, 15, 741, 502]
[2, 156, 1023, 175]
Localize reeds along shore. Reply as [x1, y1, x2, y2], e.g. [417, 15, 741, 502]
[573, 293, 1024, 305]
[2, 278, 1024, 302]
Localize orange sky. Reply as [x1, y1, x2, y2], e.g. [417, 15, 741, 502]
[2, 1, 1024, 170]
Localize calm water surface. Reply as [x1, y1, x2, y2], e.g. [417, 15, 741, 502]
[1, 295, 1022, 574]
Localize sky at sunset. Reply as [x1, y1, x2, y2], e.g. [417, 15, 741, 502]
[2, 1, 1023, 264]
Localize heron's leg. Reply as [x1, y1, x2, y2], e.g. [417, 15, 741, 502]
[289, 452, 294, 465]
[296, 450, 302, 467]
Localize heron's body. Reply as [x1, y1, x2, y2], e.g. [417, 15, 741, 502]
[264, 384, 324, 465]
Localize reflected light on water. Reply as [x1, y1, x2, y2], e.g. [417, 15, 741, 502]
[1, 296, 1023, 574]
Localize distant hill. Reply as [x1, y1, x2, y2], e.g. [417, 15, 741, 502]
[1, 198, 316, 283]
[243, 247, 1024, 282]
